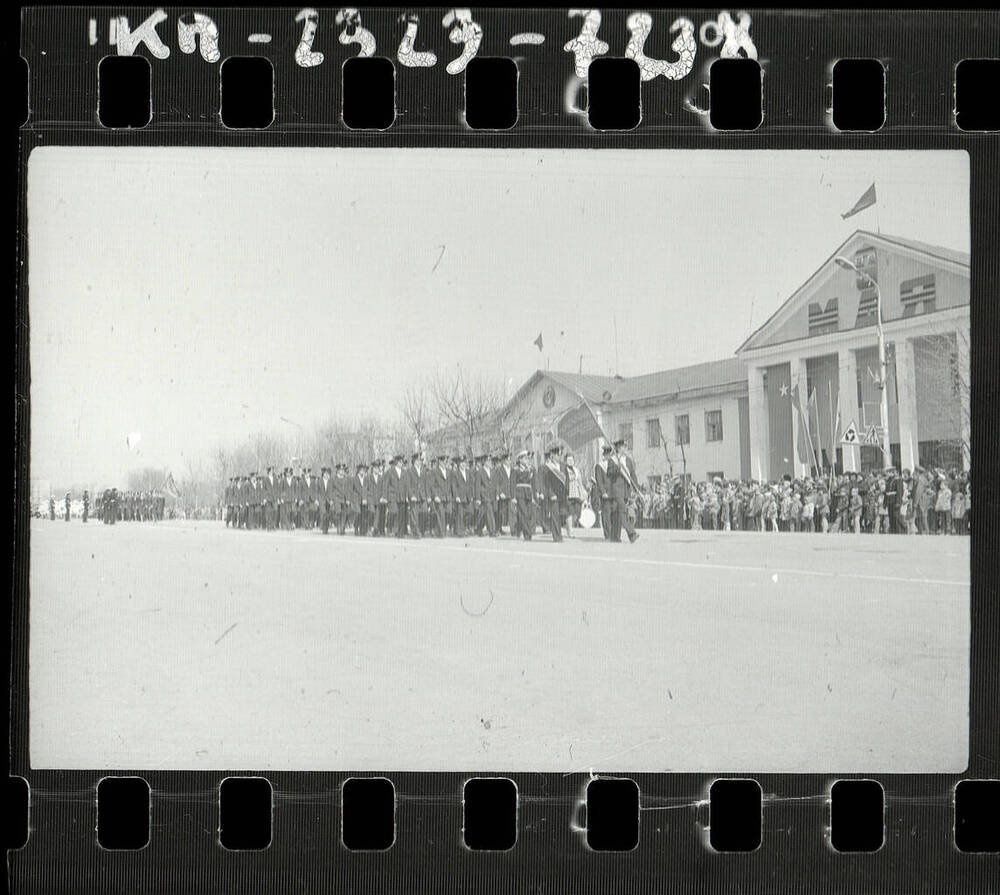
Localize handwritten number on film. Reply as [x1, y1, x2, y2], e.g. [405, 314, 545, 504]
[90, 8, 756, 81]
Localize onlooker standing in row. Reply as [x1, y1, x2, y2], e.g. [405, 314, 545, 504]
[935, 476, 953, 535]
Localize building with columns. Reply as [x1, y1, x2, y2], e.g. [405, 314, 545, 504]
[736, 230, 970, 478]
[431, 230, 969, 484]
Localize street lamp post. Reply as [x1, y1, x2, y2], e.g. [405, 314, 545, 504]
[835, 256, 892, 470]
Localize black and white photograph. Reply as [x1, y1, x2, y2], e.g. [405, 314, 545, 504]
[27, 146, 970, 773]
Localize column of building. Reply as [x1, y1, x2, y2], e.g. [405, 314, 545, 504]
[747, 365, 769, 481]
[837, 348, 861, 473]
[893, 337, 920, 472]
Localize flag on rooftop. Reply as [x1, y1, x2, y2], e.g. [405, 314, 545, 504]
[841, 183, 877, 220]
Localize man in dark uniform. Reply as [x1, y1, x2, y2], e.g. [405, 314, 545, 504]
[298, 467, 313, 529]
[426, 456, 447, 538]
[594, 445, 613, 540]
[607, 439, 640, 543]
[380, 455, 404, 537]
[261, 467, 276, 530]
[240, 476, 251, 528]
[533, 454, 548, 535]
[289, 467, 303, 529]
[63, 492, 71, 522]
[474, 454, 498, 537]
[109, 488, 119, 524]
[277, 467, 293, 530]
[510, 450, 535, 540]
[350, 463, 370, 536]
[451, 455, 474, 537]
[439, 456, 455, 534]
[318, 466, 334, 534]
[312, 467, 324, 530]
[82, 490, 90, 523]
[403, 453, 426, 539]
[367, 459, 382, 536]
[884, 468, 900, 534]
[232, 480, 240, 527]
[541, 446, 567, 541]
[495, 451, 511, 534]
[332, 464, 350, 535]
[250, 472, 263, 529]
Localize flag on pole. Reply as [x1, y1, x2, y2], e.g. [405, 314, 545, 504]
[841, 183, 877, 220]
[533, 333, 544, 351]
[572, 390, 610, 444]
[828, 378, 840, 465]
[161, 472, 180, 499]
[807, 388, 823, 471]
[557, 402, 604, 446]
[791, 382, 818, 472]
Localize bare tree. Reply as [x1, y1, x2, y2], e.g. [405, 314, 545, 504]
[397, 382, 434, 450]
[127, 466, 167, 491]
[430, 366, 507, 456]
[155, 368, 544, 515]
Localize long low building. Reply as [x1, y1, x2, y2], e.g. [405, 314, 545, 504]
[454, 229, 970, 485]
[497, 359, 749, 486]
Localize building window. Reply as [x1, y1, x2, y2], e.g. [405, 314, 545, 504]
[900, 274, 936, 317]
[855, 286, 879, 328]
[808, 297, 839, 336]
[705, 410, 724, 442]
[675, 414, 690, 446]
[707, 471, 724, 483]
[646, 418, 661, 448]
[617, 422, 633, 451]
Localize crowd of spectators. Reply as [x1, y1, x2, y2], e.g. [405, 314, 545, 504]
[633, 467, 970, 535]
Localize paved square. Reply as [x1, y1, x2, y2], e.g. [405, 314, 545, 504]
[28, 520, 968, 772]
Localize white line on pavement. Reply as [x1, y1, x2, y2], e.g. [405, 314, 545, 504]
[188, 525, 968, 588]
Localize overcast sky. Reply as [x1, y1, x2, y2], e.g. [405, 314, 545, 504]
[28, 148, 968, 485]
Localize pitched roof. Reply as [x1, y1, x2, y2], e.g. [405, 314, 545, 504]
[861, 231, 969, 268]
[543, 370, 623, 404]
[613, 357, 746, 402]
[533, 357, 746, 407]
[737, 229, 970, 354]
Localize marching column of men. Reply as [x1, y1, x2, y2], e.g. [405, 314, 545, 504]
[91, 489, 166, 524]
[222, 440, 641, 544]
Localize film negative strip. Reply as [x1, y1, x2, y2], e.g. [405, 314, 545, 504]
[9, 6, 1000, 893]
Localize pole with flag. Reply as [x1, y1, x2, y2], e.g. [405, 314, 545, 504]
[829, 378, 840, 487]
[572, 389, 641, 496]
[842, 182, 878, 232]
[793, 381, 820, 475]
[655, 418, 673, 476]
[808, 388, 823, 473]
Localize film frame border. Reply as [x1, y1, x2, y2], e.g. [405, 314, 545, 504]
[8, 6, 1000, 893]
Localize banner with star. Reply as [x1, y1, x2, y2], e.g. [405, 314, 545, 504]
[764, 362, 795, 479]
